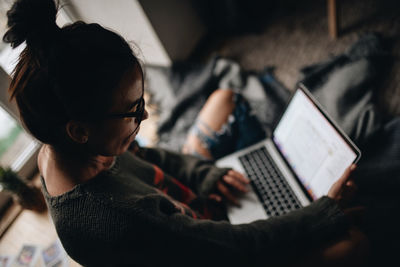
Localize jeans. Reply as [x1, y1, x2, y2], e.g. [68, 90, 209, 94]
[189, 93, 266, 160]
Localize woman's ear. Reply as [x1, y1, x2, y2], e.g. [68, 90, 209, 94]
[65, 121, 89, 144]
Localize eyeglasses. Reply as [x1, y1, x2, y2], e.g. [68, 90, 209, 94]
[107, 97, 145, 123]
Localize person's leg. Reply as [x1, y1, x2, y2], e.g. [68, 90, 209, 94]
[182, 89, 236, 159]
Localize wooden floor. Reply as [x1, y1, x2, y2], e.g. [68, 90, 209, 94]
[0, 207, 80, 267]
[0, 175, 81, 266]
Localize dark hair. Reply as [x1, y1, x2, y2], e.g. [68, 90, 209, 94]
[3, 0, 142, 153]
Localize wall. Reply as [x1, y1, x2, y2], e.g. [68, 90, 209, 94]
[64, 0, 172, 66]
[138, 0, 207, 61]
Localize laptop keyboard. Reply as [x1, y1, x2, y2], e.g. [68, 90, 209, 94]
[239, 146, 302, 217]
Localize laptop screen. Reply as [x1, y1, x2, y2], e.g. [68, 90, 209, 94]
[272, 88, 358, 200]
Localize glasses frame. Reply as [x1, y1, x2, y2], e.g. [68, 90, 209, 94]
[106, 65, 146, 124]
[107, 97, 145, 122]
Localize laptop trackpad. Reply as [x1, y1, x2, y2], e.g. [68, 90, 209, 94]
[227, 188, 267, 224]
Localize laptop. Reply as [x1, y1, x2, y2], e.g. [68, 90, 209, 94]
[216, 84, 361, 224]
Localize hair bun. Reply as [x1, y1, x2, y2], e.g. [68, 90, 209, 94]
[3, 0, 59, 48]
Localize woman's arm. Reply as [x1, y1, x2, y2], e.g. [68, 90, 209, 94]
[120, 195, 349, 267]
[134, 144, 230, 196]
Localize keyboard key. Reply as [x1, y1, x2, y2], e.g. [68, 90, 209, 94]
[239, 147, 302, 216]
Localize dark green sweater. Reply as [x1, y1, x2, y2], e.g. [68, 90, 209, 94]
[41, 147, 349, 267]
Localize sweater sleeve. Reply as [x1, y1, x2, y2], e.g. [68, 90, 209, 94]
[136, 146, 230, 196]
[52, 185, 349, 267]
[116, 195, 349, 267]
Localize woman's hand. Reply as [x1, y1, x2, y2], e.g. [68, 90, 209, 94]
[209, 170, 250, 206]
[328, 164, 366, 226]
[327, 164, 358, 207]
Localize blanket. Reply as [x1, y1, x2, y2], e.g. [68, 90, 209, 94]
[145, 33, 399, 265]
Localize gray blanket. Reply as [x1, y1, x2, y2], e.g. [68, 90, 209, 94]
[145, 33, 399, 265]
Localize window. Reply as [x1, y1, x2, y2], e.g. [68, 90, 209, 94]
[0, 107, 35, 171]
[0, 2, 39, 184]
[0, 104, 38, 183]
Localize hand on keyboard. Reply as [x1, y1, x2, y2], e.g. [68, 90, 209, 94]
[209, 170, 250, 207]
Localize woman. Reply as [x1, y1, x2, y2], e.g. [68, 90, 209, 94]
[4, 0, 367, 266]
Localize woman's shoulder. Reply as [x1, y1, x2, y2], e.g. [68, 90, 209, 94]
[38, 145, 78, 197]
[38, 145, 120, 197]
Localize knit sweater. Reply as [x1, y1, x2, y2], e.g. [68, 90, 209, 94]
[41, 147, 349, 267]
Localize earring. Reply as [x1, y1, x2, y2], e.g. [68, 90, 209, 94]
[81, 136, 88, 143]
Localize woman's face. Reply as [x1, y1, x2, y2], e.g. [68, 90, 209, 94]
[86, 65, 148, 156]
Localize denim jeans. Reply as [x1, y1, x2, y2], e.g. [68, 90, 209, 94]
[189, 93, 266, 159]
